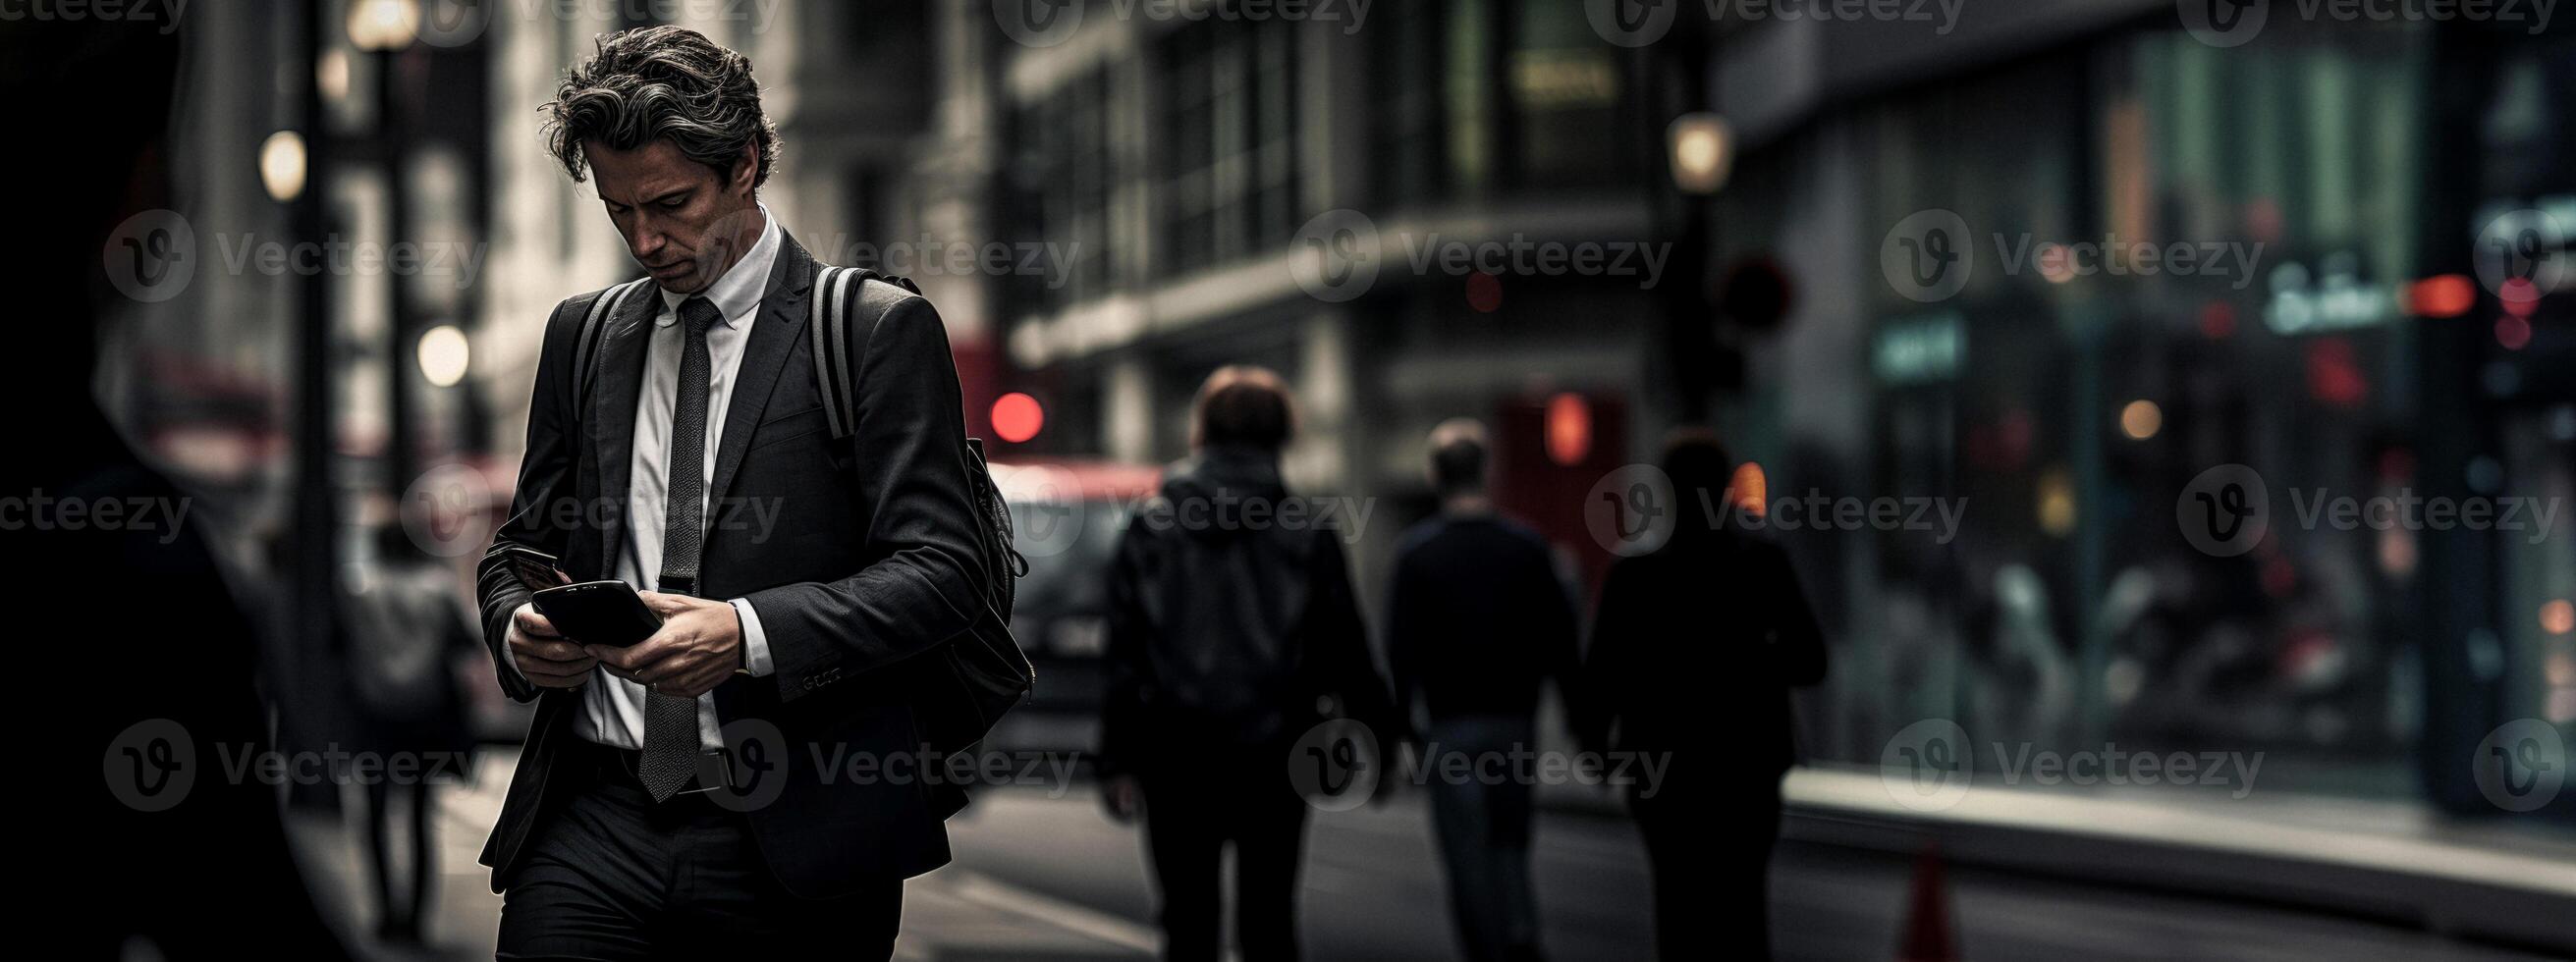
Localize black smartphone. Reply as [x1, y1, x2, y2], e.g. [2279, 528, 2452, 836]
[531, 580, 663, 648]
[491, 543, 572, 589]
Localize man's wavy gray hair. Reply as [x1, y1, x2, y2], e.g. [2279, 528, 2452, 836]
[541, 26, 780, 187]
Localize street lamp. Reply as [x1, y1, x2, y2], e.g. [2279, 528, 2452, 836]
[259, 131, 307, 202]
[347, 0, 422, 488]
[417, 324, 469, 388]
[1668, 112, 1733, 195]
[346, 0, 419, 51]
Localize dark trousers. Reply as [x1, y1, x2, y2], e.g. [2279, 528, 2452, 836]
[495, 745, 903, 961]
[1424, 715, 1544, 962]
[1630, 770, 1780, 962]
[363, 777, 435, 940]
[1140, 758, 1311, 962]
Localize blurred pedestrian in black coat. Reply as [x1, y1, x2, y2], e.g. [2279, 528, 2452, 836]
[8, 16, 352, 960]
[1097, 366, 1398, 962]
[1581, 432, 1827, 962]
[342, 522, 480, 944]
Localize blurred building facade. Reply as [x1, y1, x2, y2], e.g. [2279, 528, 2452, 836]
[90, 1, 2570, 823]
[981, 1, 1673, 593]
[1703, 2, 2574, 812]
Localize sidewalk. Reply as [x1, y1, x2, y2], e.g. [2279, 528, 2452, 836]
[1776, 766, 2576, 953]
[287, 746, 1156, 961]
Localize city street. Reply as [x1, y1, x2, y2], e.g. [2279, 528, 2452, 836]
[33, 2, 2575, 955]
[291, 746, 2562, 961]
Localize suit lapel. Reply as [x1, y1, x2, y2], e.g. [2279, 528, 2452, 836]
[590, 283, 658, 577]
[707, 233, 817, 509]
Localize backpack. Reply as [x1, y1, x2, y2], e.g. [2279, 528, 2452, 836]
[565, 267, 1034, 755]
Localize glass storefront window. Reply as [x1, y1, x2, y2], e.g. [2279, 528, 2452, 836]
[1774, 24, 2472, 795]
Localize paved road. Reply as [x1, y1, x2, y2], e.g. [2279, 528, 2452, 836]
[289, 748, 2561, 961]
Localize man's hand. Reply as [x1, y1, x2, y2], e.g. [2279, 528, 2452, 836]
[588, 591, 742, 700]
[1100, 774, 1142, 824]
[508, 604, 596, 689]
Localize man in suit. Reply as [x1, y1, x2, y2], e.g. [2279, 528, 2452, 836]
[478, 27, 990, 959]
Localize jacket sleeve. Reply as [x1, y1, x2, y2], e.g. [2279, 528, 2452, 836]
[1307, 532, 1398, 740]
[1575, 558, 1636, 752]
[473, 295, 588, 705]
[1094, 516, 1155, 777]
[1765, 545, 1829, 687]
[1384, 550, 1424, 741]
[1536, 545, 1585, 735]
[743, 294, 993, 702]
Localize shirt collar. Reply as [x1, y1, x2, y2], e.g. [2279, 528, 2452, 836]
[657, 201, 781, 328]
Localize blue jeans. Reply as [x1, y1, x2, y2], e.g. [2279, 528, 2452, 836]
[1424, 715, 1545, 962]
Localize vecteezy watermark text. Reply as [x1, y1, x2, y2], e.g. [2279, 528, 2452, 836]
[0, 491, 192, 544]
[802, 234, 1083, 290]
[2181, 0, 2556, 48]
[1290, 209, 1670, 302]
[1881, 209, 2266, 302]
[104, 210, 492, 303]
[0, 0, 188, 31]
[993, 0, 1374, 47]
[1586, 0, 1966, 47]
[2286, 487, 2561, 545]
[2177, 463, 2563, 558]
[1881, 720, 2267, 812]
[105, 720, 485, 812]
[1582, 463, 1966, 557]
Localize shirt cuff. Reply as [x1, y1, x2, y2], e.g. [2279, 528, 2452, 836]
[732, 598, 775, 677]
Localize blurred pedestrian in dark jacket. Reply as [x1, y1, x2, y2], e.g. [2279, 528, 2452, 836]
[1581, 431, 1827, 962]
[1389, 418, 1581, 962]
[8, 15, 351, 960]
[1097, 365, 1397, 962]
[342, 519, 480, 944]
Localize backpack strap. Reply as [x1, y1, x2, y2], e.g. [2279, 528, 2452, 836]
[808, 266, 851, 439]
[810, 267, 925, 442]
[568, 277, 654, 422]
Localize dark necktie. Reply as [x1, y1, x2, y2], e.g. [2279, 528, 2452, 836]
[639, 294, 722, 801]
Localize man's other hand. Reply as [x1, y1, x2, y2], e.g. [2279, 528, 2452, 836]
[509, 604, 596, 688]
[1101, 775, 1142, 824]
[589, 591, 742, 699]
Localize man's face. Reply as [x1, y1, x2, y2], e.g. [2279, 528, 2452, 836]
[584, 137, 760, 294]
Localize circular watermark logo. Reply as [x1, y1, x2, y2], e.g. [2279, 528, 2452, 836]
[103, 209, 195, 303]
[1880, 209, 1973, 302]
[105, 719, 196, 813]
[2472, 719, 2565, 813]
[402, 462, 490, 559]
[704, 718, 792, 814]
[2177, 463, 2269, 558]
[413, 0, 493, 47]
[1585, 0, 1678, 47]
[1289, 208, 1382, 302]
[2473, 208, 2568, 303]
[2177, 0, 2269, 48]
[1583, 463, 1677, 558]
[993, 0, 1086, 47]
[995, 463, 1087, 560]
[1287, 719, 1382, 812]
[1881, 719, 1973, 812]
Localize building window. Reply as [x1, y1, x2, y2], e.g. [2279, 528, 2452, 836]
[1370, 0, 1636, 207]
[1507, 0, 1632, 187]
[1014, 68, 1118, 306]
[1157, 16, 1300, 276]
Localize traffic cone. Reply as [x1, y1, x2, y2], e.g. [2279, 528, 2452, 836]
[1896, 842, 1958, 962]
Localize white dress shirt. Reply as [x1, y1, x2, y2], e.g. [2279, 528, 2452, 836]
[512, 204, 785, 751]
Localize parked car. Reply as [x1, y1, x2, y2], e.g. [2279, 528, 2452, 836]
[984, 459, 1161, 754]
